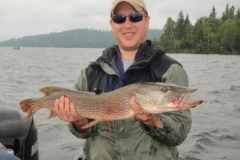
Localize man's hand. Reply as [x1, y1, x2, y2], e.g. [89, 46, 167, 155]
[130, 97, 164, 129]
[130, 97, 155, 129]
[54, 95, 89, 132]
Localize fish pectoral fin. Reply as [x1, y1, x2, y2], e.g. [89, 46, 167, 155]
[152, 114, 164, 129]
[46, 111, 57, 120]
[81, 120, 100, 129]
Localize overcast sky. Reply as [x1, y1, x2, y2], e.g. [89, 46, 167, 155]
[0, 0, 239, 41]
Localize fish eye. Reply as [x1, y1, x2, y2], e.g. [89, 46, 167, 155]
[161, 87, 168, 93]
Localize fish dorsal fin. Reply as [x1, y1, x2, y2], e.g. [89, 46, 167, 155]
[40, 86, 68, 95]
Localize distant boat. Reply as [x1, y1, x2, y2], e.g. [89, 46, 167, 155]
[13, 46, 20, 50]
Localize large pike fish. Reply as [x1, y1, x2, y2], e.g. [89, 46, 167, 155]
[19, 82, 202, 129]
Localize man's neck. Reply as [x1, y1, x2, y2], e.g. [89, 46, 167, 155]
[119, 48, 137, 59]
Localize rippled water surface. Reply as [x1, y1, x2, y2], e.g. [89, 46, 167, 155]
[0, 47, 240, 160]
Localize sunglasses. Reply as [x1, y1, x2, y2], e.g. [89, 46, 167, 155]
[112, 13, 147, 24]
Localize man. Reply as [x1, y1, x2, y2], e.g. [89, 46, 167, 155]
[54, 0, 192, 159]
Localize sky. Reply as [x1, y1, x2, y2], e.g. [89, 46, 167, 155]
[0, 0, 239, 41]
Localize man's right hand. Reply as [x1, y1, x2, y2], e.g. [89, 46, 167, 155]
[54, 95, 89, 132]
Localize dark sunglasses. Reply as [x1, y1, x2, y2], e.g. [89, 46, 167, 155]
[112, 13, 147, 24]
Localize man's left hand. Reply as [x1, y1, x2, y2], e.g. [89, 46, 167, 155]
[130, 97, 156, 129]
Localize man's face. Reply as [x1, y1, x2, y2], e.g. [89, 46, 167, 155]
[110, 2, 150, 51]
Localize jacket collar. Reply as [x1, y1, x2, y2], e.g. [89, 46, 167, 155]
[101, 40, 165, 64]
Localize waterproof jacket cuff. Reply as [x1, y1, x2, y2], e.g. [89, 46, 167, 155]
[140, 114, 163, 133]
[68, 122, 91, 139]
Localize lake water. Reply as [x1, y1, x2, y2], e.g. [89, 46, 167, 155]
[0, 47, 240, 160]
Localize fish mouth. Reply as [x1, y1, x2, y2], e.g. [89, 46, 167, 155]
[175, 96, 203, 109]
[176, 89, 203, 109]
[183, 98, 203, 108]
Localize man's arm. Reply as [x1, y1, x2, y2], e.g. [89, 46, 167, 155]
[131, 64, 192, 146]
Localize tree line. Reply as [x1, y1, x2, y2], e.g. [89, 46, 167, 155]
[153, 4, 240, 55]
[0, 29, 162, 48]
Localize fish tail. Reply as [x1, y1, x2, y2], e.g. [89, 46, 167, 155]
[19, 99, 32, 112]
[19, 99, 35, 122]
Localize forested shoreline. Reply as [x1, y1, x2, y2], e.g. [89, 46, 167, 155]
[0, 29, 162, 48]
[153, 4, 240, 55]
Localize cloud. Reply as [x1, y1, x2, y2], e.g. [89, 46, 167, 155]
[0, 0, 239, 41]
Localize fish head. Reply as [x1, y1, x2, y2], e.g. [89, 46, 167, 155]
[135, 83, 203, 113]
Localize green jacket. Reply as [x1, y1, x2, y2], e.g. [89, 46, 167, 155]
[68, 41, 192, 160]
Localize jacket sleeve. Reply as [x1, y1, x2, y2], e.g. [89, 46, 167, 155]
[68, 69, 92, 139]
[142, 64, 192, 146]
